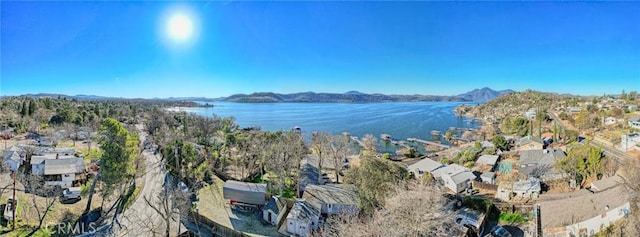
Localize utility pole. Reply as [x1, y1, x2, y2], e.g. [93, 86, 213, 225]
[12, 168, 17, 229]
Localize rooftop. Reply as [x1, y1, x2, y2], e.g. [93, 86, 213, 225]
[475, 155, 499, 166]
[43, 158, 85, 175]
[303, 184, 357, 207]
[589, 175, 624, 193]
[287, 199, 320, 223]
[540, 185, 629, 229]
[223, 180, 267, 193]
[518, 149, 566, 177]
[264, 196, 287, 215]
[408, 157, 444, 173]
[519, 135, 543, 146]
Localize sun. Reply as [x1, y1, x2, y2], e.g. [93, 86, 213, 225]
[166, 13, 194, 42]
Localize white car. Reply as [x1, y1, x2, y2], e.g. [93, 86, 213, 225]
[3, 198, 17, 221]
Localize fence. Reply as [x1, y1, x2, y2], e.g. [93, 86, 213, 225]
[189, 211, 251, 237]
[494, 202, 535, 214]
[472, 181, 498, 191]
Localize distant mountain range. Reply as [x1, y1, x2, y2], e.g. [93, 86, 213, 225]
[12, 88, 513, 103]
[457, 87, 514, 102]
[223, 88, 513, 103]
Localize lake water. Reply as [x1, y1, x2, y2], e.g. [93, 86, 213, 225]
[171, 102, 480, 143]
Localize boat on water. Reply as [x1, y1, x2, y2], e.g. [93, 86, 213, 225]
[431, 130, 441, 136]
[381, 134, 391, 140]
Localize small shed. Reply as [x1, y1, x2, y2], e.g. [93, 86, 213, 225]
[263, 196, 288, 226]
[480, 172, 496, 184]
[475, 155, 499, 171]
[223, 180, 267, 206]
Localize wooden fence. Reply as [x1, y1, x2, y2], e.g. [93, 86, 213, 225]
[188, 211, 251, 237]
[472, 181, 498, 191]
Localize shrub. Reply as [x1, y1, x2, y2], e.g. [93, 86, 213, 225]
[499, 212, 528, 224]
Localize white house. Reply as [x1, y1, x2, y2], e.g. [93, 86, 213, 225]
[480, 172, 496, 184]
[2, 146, 23, 171]
[303, 184, 358, 215]
[408, 157, 444, 179]
[524, 109, 537, 119]
[541, 185, 630, 237]
[628, 118, 640, 129]
[41, 158, 85, 188]
[433, 164, 476, 193]
[262, 196, 288, 226]
[619, 133, 640, 152]
[286, 199, 320, 237]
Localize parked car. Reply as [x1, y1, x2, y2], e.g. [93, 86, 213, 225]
[484, 225, 513, 237]
[60, 187, 82, 202]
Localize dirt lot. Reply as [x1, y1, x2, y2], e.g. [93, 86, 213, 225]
[195, 175, 281, 237]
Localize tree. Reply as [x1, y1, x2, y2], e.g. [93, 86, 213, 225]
[85, 118, 140, 213]
[163, 140, 207, 186]
[326, 134, 353, 183]
[555, 143, 604, 187]
[343, 158, 407, 214]
[492, 135, 509, 151]
[24, 174, 58, 235]
[319, 181, 458, 237]
[361, 134, 378, 156]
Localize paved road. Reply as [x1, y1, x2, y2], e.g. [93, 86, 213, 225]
[111, 124, 182, 236]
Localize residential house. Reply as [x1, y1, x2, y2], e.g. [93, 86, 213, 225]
[589, 175, 624, 193]
[518, 149, 566, 181]
[262, 196, 288, 226]
[407, 157, 444, 179]
[303, 184, 358, 215]
[42, 158, 85, 188]
[285, 199, 320, 237]
[524, 109, 537, 120]
[518, 136, 544, 151]
[480, 172, 496, 184]
[475, 155, 499, 172]
[433, 164, 477, 193]
[496, 178, 541, 201]
[2, 146, 23, 171]
[619, 133, 640, 152]
[540, 185, 630, 237]
[628, 118, 640, 129]
[568, 106, 582, 114]
[31, 154, 76, 175]
[627, 105, 638, 112]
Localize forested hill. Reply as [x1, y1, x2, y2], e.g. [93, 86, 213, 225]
[224, 91, 469, 103]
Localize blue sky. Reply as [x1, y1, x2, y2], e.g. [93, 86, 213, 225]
[2, 1, 639, 98]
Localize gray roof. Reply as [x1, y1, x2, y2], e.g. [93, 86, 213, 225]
[519, 136, 543, 146]
[540, 186, 629, 229]
[287, 199, 320, 223]
[589, 175, 624, 193]
[43, 158, 85, 175]
[518, 149, 566, 177]
[451, 171, 477, 185]
[481, 172, 496, 179]
[408, 158, 444, 174]
[263, 196, 287, 215]
[31, 155, 78, 165]
[303, 184, 357, 207]
[512, 178, 541, 193]
[476, 155, 499, 166]
[3, 150, 22, 163]
[223, 180, 267, 193]
[432, 164, 468, 179]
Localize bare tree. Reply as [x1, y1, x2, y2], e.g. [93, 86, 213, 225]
[621, 157, 640, 236]
[318, 181, 458, 237]
[24, 174, 59, 235]
[361, 134, 378, 155]
[141, 186, 190, 237]
[311, 132, 330, 184]
[326, 134, 352, 183]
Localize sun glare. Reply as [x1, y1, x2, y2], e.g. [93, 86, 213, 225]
[167, 13, 194, 42]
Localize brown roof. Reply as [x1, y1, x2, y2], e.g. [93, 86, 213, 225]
[540, 185, 629, 229]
